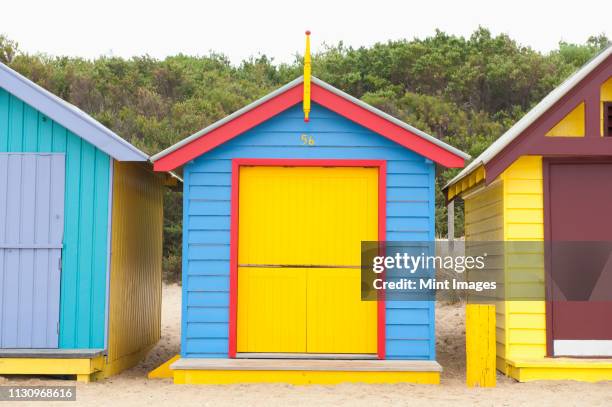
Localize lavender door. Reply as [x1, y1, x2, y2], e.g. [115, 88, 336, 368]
[0, 153, 65, 348]
[546, 159, 612, 356]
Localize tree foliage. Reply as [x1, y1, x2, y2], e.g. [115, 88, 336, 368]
[1, 29, 608, 281]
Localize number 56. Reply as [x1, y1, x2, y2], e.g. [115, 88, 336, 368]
[300, 134, 315, 145]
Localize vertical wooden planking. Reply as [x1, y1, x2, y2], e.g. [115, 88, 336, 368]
[1, 91, 110, 350]
[47, 155, 65, 347]
[59, 135, 81, 346]
[0, 89, 9, 150]
[76, 141, 95, 348]
[3, 155, 22, 346]
[8, 96, 23, 151]
[91, 150, 110, 347]
[17, 155, 36, 346]
[0, 153, 64, 348]
[22, 105, 39, 151]
[37, 115, 53, 151]
[466, 304, 496, 387]
[0, 155, 7, 339]
[33, 155, 51, 347]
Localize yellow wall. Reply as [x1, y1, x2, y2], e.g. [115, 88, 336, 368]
[463, 156, 546, 370]
[601, 76, 612, 136]
[500, 156, 546, 361]
[545, 103, 585, 137]
[106, 161, 164, 376]
[463, 181, 505, 365]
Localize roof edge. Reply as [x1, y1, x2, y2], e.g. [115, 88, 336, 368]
[0, 62, 148, 162]
[445, 45, 612, 191]
[151, 76, 305, 162]
[311, 77, 470, 160]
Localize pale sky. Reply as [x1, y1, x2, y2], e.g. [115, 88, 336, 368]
[2, 0, 610, 64]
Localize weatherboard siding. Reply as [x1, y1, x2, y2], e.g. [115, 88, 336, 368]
[463, 181, 506, 366]
[501, 156, 546, 361]
[0, 88, 110, 349]
[182, 103, 436, 359]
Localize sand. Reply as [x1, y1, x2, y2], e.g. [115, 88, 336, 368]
[2, 283, 611, 406]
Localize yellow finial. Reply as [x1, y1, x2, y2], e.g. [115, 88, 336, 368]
[303, 30, 311, 122]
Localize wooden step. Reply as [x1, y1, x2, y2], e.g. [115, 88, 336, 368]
[0, 349, 105, 358]
[171, 358, 442, 372]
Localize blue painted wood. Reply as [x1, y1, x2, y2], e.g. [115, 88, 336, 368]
[187, 260, 230, 276]
[181, 103, 436, 359]
[0, 153, 64, 348]
[0, 88, 110, 349]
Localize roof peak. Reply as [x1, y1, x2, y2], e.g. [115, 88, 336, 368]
[151, 75, 469, 169]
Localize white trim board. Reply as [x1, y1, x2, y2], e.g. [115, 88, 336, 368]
[554, 340, 612, 357]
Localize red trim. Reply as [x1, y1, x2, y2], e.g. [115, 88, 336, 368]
[228, 158, 387, 359]
[153, 82, 466, 171]
[310, 85, 465, 168]
[377, 161, 387, 360]
[154, 85, 303, 172]
[228, 159, 240, 358]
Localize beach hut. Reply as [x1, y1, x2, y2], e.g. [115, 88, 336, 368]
[151, 34, 468, 384]
[445, 46, 612, 382]
[0, 62, 170, 381]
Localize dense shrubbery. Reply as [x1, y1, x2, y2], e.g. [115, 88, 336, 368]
[1, 29, 608, 281]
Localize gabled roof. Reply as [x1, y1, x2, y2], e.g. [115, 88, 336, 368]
[151, 76, 469, 171]
[0, 62, 148, 161]
[446, 45, 612, 192]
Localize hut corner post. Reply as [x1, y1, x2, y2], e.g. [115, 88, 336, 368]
[466, 304, 496, 387]
[447, 200, 454, 249]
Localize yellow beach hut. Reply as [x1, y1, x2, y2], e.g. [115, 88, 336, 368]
[445, 45, 612, 382]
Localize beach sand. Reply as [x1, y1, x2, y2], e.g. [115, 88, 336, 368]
[2, 283, 611, 406]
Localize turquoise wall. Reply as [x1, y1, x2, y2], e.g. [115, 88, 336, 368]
[0, 87, 109, 349]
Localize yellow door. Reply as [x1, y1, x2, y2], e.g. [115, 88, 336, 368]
[237, 166, 378, 354]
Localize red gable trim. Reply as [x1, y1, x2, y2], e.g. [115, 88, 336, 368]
[153, 82, 465, 171]
[311, 85, 465, 168]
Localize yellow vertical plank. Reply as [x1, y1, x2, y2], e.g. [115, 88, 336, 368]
[237, 267, 307, 352]
[466, 304, 496, 387]
[307, 268, 377, 353]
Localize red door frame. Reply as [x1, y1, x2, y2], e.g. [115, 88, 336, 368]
[228, 158, 387, 359]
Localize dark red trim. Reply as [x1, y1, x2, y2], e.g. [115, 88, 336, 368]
[604, 101, 612, 137]
[153, 82, 466, 172]
[485, 54, 612, 183]
[227, 158, 387, 359]
[543, 158, 553, 357]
